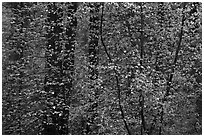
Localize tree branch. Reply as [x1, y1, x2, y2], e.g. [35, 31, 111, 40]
[160, 3, 186, 135]
[100, 3, 131, 135]
[164, 3, 186, 100]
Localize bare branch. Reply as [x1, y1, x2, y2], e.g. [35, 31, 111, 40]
[100, 3, 131, 135]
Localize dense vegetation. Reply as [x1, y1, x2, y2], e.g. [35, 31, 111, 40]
[2, 2, 202, 135]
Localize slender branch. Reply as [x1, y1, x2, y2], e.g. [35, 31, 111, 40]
[140, 4, 144, 65]
[159, 3, 186, 135]
[164, 3, 186, 100]
[100, 3, 131, 135]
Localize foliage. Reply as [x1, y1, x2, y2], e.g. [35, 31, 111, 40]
[2, 2, 202, 135]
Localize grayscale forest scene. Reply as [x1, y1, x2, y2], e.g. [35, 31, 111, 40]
[2, 2, 202, 135]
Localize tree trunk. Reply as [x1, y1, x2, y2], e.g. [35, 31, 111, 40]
[43, 3, 78, 134]
[86, 3, 100, 134]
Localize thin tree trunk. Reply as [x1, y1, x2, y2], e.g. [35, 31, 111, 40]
[43, 3, 77, 134]
[63, 3, 78, 134]
[100, 3, 131, 135]
[43, 3, 63, 134]
[86, 3, 100, 134]
[159, 3, 186, 135]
